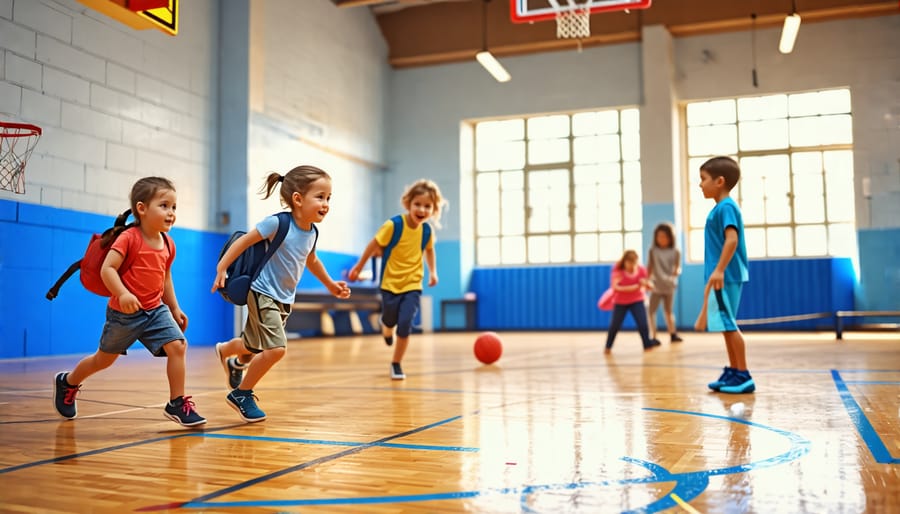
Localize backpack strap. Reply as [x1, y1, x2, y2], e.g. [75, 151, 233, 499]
[250, 211, 292, 283]
[45, 209, 135, 301]
[380, 215, 404, 282]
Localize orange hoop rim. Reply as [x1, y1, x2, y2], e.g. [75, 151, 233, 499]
[0, 121, 42, 137]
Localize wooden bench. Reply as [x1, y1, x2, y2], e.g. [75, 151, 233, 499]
[287, 287, 382, 336]
[834, 310, 900, 340]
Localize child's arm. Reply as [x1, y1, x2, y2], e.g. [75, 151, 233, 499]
[709, 227, 739, 291]
[306, 250, 351, 298]
[101, 249, 140, 313]
[347, 238, 382, 282]
[673, 248, 682, 278]
[694, 280, 712, 331]
[210, 229, 265, 292]
[425, 246, 438, 286]
[612, 273, 641, 293]
[162, 270, 188, 331]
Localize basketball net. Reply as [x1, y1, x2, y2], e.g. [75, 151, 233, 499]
[556, 7, 591, 39]
[0, 123, 42, 194]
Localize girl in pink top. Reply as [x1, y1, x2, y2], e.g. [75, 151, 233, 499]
[604, 250, 661, 353]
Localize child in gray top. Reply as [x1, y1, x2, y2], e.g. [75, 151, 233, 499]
[647, 222, 682, 343]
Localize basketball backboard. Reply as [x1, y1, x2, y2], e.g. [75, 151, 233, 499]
[510, 0, 652, 23]
[76, 0, 179, 36]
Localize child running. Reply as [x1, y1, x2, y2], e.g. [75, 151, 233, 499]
[604, 250, 661, 353]
[694, 156, 754, 394]
[647, 222, 683, 344]
[347, 179, 447, 380]
[53, 176, 206, 427]
[212, 165, 351, 422]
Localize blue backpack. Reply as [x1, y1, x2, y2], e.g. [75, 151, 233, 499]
[380, 214, 431, 282]
[217, 212, 317, 305]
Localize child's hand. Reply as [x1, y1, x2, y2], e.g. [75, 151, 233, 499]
[171, 308, 189, 331]
[709, 270, 724, 291]
[331, 281, 351, 299]
[347, 265, 361, 282]
[118, 292, 141, 313]
[211, 270, 227, 293]
[428, 272, 438, 287]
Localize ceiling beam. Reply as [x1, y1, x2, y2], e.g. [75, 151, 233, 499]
[335, 0, 389, 7]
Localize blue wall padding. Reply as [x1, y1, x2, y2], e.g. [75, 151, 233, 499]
[470, 257, 856, 331]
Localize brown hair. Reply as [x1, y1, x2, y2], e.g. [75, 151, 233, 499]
[102, 176, 175, 247]
[260, 165, 331, 207]
[615, 249, 639, 270]
[401, 179, 448, 228]
[652, 222, 676, 249]
[700, 156, 741, 191]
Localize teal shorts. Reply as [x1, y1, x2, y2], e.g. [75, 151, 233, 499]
[705, 283, 743, 332]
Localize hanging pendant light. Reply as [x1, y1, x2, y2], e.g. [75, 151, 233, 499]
[477, 0, 511, 82]
[779, 0, 801, 54]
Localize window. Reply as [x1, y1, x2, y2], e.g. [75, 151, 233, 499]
[473, 109, 642, 266]
[685, 89, 856, 261]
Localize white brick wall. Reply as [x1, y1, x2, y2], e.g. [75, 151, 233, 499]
[0, 0, 217, 230]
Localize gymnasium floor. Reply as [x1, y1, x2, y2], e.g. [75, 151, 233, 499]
[1, 329, 898, 513]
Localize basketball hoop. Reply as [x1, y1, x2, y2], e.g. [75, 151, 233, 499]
[556, 7, 591, 39]
[0, 122, 42, 195]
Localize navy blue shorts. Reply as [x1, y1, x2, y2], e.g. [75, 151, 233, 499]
[380, 290, 421, 338]
[99, 304, 185, 357]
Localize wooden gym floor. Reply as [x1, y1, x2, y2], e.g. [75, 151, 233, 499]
[1, 329, 898, 513]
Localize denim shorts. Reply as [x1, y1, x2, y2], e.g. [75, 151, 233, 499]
[706, 283, 743, 332]
[380, 289, 421, 338]
[99, 304, 185, 357]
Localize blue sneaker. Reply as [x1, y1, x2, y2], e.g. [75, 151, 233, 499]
[53, 372, 80, 419]
[164, 395, 207, 427]
[719, 370, 756, 394]
[708, 367, 735, 391]
[226, 389, 266, 422]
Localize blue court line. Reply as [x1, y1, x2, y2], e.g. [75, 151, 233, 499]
[150, 414, 466, 509]
[197, 432, 477, 452]
[831, 370, 900, 464]
[171, 408, 809, 513]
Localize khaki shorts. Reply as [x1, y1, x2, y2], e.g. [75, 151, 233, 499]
[241, 290, 291, 352]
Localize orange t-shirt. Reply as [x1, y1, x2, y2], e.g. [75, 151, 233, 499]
[108, 228, 175, 312]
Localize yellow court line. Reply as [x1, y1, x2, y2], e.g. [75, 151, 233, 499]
[670, 493, 702, 514]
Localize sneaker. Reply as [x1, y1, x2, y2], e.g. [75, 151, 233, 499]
[390, 362, 406, 380]
[226, 389, 266, 422]
[215, 343, 247, 390]
[708, 367, 735, 391]
[719, 370, 756, 394]
[670, 333, 684, 343]
[53, 372, 80, 419]
[164, 396, 207, 427]
[383, 335, 394, 347]
[643, 339, 662, 351]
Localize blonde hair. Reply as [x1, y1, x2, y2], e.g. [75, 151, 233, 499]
[401, 179, 448, 229]
[260, 165, 331, 208]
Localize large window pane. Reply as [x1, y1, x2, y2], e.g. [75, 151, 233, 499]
[745, 227, 766, 258]
[828, 223, 856, 257]
[739, 119, 789, 151]
[528, 115, 569, 139]
[737, 94, 787, 121]
[790, 115, 852, 147]
[572, 110, 618, 136]
[574, 233, 599, 262]
[796, 225, 827, 256]
[528, 138, 569, 164]
[476, 119, 524, 142]
[686, 99, 736, 126]
[688, 125, 738, 156]
[528, 169, 570, 233]
[474, 108, 641, 266]
[825, 151, 854, 222]
[574, 135, 620, 164]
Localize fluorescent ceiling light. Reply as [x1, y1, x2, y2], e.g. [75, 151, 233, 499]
[476, 51, 511, 83]
[779, 13, 801, 54]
